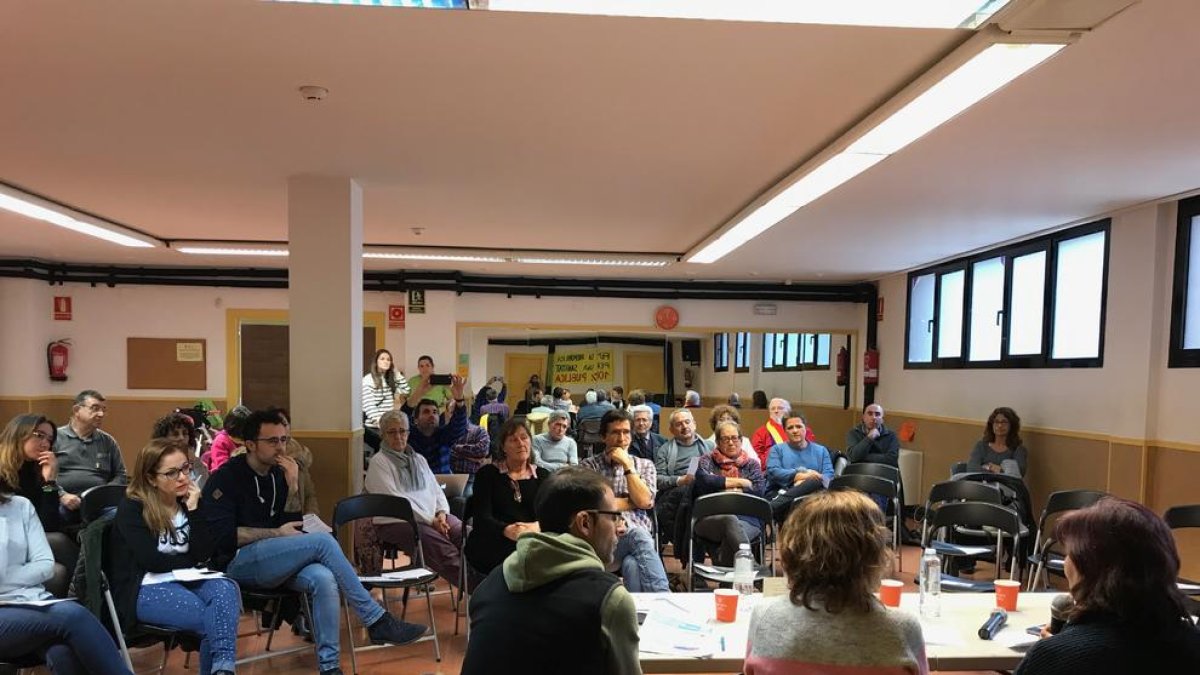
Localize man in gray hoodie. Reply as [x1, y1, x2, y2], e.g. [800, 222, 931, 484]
[462, 467, 642, 675]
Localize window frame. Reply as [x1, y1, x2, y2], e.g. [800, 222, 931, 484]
[904, 219, 1110, 370]
[713, 333, 730, 372]
[763, 332, 832, 372]
[734, 332, 750, 373]
[1169, 196, 1200, 367]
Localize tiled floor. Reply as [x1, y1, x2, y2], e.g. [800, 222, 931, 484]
[119, 542, 1049, 675]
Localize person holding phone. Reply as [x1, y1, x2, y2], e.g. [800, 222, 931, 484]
[407, 355, 454, 411]
[402, 376, 469, 475]
[111, 438, 240, 675]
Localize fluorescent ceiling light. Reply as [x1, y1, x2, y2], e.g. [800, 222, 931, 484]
[177, 243, 674, 267]
[364, 249, 507, 263]
[0, 185, 160, 248]
[513, 255, 672, 267]
[174, 244, 289, 257]
[267, 0, 467, 8]
[687, 40, 1065, 264]
[474, 0, 1010, 28]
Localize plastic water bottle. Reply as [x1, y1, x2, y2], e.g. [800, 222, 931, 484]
[733, 543, 756, 596]
[919, 548, 941, 618]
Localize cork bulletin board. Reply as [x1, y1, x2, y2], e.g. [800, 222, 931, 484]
[127, 338, 207, 390]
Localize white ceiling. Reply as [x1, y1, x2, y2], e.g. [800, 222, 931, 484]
[1, 0, 1197, 282]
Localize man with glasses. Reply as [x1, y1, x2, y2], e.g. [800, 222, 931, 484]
[365, 409, 465, 590]
[462, 466, 641, 675]
[54, 389, 127, 521]
[201, 408, 426, 675]
[693, 421, 767, 566]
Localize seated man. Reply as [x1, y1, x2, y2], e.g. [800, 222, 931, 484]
[844, 403, 901, 512]
[653, 409, 713, 548]
[477, 380, 510, 421]
[450, 421, 492, 502]
[461, 466, 640, 675]
[627, 405, 665, 462]
[751, 397, 816, 468]
[577, 389, 615, 422]
[579, 410, 669, 593]
[402, 375, 468, 474]
[626, 390, 660, 434]
[53, 389, 127, 522]
[365, 410, 465, 590]
[765, 414, 833, 523]
[202, 409, 425, 675]
[532, 410, 579, 472]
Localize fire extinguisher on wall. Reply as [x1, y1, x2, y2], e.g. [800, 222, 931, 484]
[863, 348, 880, 385]
[836, 347, 849, 386]
[47, 339, 71, 382]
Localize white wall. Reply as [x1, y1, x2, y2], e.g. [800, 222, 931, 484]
[875, 200, 1200, 444]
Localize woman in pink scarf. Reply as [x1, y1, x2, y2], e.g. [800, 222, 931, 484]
[692, 421, 767, 566]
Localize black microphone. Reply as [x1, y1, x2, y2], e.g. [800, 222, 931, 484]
[1049, 593, 1074, 635]
[978, 607, 1008, 640]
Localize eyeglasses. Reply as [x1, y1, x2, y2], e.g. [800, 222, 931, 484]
[587, 509, 624, 524]
[255, 436, 290, 446]
[28, 430, 52, 442]
[717, 435, 741, 444]
[157, 463, 193, 480]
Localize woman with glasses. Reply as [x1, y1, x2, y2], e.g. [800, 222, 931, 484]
[704, 405, 754, 455]
[692, 421, 767, 567]
[110, 438, 241, 675]
[0, 414, 77, 597]
[465, 418, 549, 580]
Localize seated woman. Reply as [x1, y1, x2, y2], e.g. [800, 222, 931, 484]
[111, 438, 241, 675]
[692, 421, 766, 566]
[966, 407, 1028, 478]
[704, 405, 755, 456]
[464, 418, 549, 579]
[152, 412, 210, 488]
[746, 490, 927, 675]
[0, 414, 77, 598]
[363, 348, 408, 454]
[0, 482, 131, 674]
[1015, 498, 1200, 674]
[204, 405, 250, 474]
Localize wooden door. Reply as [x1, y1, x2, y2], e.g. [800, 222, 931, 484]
[240, 324, 377, 411]
[625, 351, 665, 396]
[505, 353, 547, 399]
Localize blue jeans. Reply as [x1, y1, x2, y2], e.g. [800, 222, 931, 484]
[225, 533, 386, 671]
[614, 526, 669, 592]
[0, 601, 131, 675]
[137, 579, 241, 675]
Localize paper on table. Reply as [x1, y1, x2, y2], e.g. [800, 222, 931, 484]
[638, 603, 714, 657]
[692, 564, 734, 583]
[302, 513, 334, 534]
[994, 628, 1039, 650]
[919, 623, 965, 647]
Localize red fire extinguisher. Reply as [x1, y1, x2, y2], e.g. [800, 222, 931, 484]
[836, 347, 849, 386]
[863, 348, 880, 385]
[47, 339, 71, 382]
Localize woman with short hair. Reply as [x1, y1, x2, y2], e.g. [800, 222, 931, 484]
[692, 421, 765, 566]
[704, 405, 754, 455]
[745, 489, 927, 675]
[1015, 497, 1200, 674]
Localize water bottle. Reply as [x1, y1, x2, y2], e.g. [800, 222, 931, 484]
[919, 548, 941, 618]
[733, 543, 756, 596]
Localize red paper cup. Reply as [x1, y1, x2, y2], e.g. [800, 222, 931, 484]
[714, 589, 739, 622]
[995, 580, 1020, 612]
[879, 579, 903, 607]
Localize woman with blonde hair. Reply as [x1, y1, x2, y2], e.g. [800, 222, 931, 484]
[110, 438, 241, 675]
[746, 489, 927, 675]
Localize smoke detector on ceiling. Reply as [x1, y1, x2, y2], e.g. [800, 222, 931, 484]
[297, 85, 328, 102]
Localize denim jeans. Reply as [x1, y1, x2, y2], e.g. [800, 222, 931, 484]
[137, 578, 241, 675]
[0, 601, 131, 675]
[613, 526, 669, 592]
[225, 533, 386, 671]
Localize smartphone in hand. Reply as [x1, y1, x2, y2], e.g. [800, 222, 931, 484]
[430, 374, 453, 386]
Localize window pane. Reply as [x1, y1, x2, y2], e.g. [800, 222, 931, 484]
[969, 257, 1005, 361]
[735, 332, 750, 369]
[799, 333, 815, 364]
[937, 270, 965, 358]
[785, 333, 800, 368]
[762, 333, 775, 369]
[1052, 231, 1106, 359]
[816, 334, 831, 366]
[1186, 217, 1200, 349]
[908, 273, 935, 363]
[1009, 251, 1047, 356]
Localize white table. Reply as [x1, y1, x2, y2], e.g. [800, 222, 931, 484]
[635, 591, 1056, 673]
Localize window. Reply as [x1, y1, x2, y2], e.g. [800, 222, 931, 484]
[734, 332, 750, 372]
[1169, 196, 1200, 366]
[905, 219, 1109, 369]
[713, 333, 729, 372]
[763, 332, 832, 371]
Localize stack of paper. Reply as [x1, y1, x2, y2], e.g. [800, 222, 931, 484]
[638, 600, 715, 657]
[359, 568, 435, 584]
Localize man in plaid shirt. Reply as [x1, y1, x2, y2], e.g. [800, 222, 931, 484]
[580, 409, 670, 592]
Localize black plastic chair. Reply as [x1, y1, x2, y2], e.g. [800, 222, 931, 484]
[576, 418, 604, 458]
[920, 480, 1003, 547]
[830, 474, 902, 571]
[842, 462, 907, 527]
[1165, 504, 1200, 594]
[1027, 489, 1108, 590]
[0, 654, 44, 675]
[235, 587, 318, 666]
[333, 494, 440, 672]
[80, 484, 126, 524]
[686, 492, 774, 591]
[928, 501, 1023, 588]
[949, 461, 969, 476]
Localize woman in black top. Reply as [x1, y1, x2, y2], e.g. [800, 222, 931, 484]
[111, 438, 241, 675]
[0, 414, 77, 597]
[464, 418, 549, 577]
[1015, 497, 1200, 674]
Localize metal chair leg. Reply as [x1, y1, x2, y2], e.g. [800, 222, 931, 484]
[343, 599, 358, 675]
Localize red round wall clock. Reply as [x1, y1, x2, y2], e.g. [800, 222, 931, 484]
[655, 305, 679, 330]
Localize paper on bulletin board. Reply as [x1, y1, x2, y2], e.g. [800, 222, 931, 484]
[176, 342, 205, 362]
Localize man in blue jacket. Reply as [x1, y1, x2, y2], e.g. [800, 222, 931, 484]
[403, 375, 468, 474]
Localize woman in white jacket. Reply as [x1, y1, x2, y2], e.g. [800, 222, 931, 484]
[363, 349, 409, 454]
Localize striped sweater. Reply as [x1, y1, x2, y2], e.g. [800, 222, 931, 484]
[745, 595, 929, 675]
